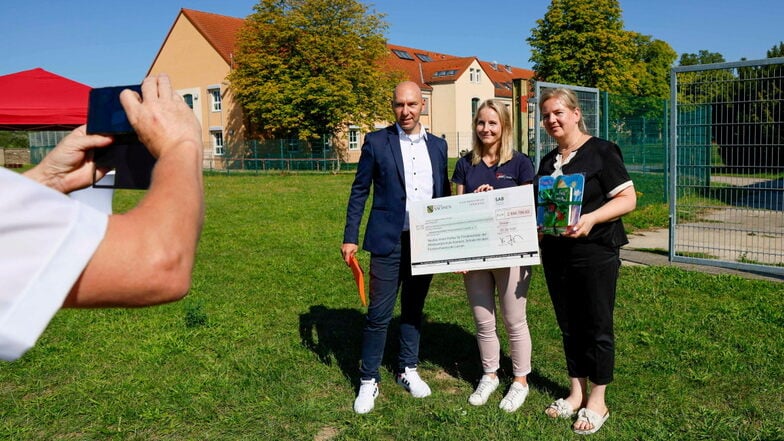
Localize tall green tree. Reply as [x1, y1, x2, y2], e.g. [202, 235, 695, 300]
[634, 37, 677, 99]
[230, 0, 401, 151]
[528, 0, 639, 94]
[528, 0, 676, 97]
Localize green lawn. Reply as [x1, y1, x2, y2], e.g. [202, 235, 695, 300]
[1, 173, 782, 440]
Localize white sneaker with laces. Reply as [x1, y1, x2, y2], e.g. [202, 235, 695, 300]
[396, 366, 431, 398]
[468, 374, 500, 406]
[499, 382, 529, 413]
[353, 379, 379, 414]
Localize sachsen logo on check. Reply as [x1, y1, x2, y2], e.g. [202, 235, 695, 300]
[426, 204, 452, 214]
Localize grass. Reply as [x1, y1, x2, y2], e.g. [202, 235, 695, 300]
[1, 172, 782, 440]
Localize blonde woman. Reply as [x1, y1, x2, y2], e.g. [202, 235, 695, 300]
[451, 100, 535, 413]
[537, 88, 636, 435]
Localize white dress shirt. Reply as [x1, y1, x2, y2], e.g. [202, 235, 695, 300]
[397, 124, 433, 231]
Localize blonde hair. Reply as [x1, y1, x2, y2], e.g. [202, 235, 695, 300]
[470, 99, 514, 166]
[539, 88, 589, 134]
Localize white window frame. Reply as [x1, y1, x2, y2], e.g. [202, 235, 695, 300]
[348, 127, 360, 151]
[469, 68, 481, 84]
[209, 88, 222, 112]
[211, 130, 224, 156]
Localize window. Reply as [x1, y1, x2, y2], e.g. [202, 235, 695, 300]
[392, 49, 414, 60]
[183, 94, 194, 109]
[469, 68, 481, 84]
[471, 98, 480, 118]
[415, 53, 433, 62]
[348, 128, 360, 151]
[211, 130, 224, 156]
[209, 88, 221, 112]
[434, 69, 457, 77]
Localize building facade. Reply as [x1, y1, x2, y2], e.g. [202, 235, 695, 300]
[147, 9, 534, 166]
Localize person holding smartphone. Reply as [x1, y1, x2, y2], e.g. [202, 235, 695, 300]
[0, 73, 204, 361]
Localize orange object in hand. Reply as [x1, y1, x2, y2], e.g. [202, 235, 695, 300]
[349, 255, 367, 306]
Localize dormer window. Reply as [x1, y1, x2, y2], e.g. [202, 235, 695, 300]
[392, 49, 414, 60]
[434, 70, 457, 77]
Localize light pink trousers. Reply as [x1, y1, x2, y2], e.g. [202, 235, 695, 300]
[463, 266, 532, 377]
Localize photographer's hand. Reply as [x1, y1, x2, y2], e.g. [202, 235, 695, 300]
[23, 126, 113, 194]
[120, 74, 202, 158]
[64, 73, 204, 307]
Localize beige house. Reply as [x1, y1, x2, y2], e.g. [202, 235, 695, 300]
[148, 8, 534, 166]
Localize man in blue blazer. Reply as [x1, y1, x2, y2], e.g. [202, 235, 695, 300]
[342, 81, 451, 414]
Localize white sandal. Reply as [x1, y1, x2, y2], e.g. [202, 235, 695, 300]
[545, 398, 577, 419]
[573, 407, 610, 435]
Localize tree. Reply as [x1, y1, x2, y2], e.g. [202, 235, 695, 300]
[229, 0, 401, 155]
[527, 0, 676, 96]
[678, 50, 725, 66]
[767, 41, 784, 58]
[715, 43, 784, 170]
[603, 35, 676, 142]
[635, 37, 677, 100]
[527, 0, 677, 145]
[0, 131, 28, 149]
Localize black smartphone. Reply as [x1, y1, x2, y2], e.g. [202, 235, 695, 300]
[86, 85, 156, 189]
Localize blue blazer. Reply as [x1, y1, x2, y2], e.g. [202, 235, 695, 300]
[343, 125, 451, 256]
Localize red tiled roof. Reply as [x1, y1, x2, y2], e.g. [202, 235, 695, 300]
[385, 43, 534, 97]
[181, 9, 245, 66]
[478, 60, 535, 98]
[157, 9, 534, 94]
[384, 44, 463, 90]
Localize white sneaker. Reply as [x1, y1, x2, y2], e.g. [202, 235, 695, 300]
[468, 375, 500, 406]
[499, 382, 529, 413]
[396, 367, 431, 398]
[353, 379, 379, 414]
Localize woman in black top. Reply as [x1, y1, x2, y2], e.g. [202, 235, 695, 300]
[537, 88, 636, 435]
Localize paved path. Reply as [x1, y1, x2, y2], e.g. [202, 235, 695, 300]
[621, 173, 783, 283]
[622, 229, 783, 283]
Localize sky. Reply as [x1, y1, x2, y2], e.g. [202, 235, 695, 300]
[2, 0, 782, 88]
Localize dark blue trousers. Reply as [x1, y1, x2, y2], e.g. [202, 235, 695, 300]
[359, 232, 433, 382]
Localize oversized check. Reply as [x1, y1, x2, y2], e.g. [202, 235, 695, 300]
[409, 185, 540, 275]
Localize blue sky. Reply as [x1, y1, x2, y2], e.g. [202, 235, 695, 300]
[2, 0, 782, 87]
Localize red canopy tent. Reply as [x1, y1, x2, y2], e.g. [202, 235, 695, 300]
[0, 68, 91, 130]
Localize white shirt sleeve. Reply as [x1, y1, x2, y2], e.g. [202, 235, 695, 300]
[0, 168, 108, 361]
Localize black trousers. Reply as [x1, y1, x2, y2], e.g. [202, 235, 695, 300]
[541, 240, 620, 385]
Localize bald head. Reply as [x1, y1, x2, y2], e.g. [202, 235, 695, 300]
[392, 81, 424, 134]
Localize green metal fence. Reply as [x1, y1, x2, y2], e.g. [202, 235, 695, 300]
[204, 137, 347, 173]
[600, 92, 669, 175]
[533, 86, 671, 204]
